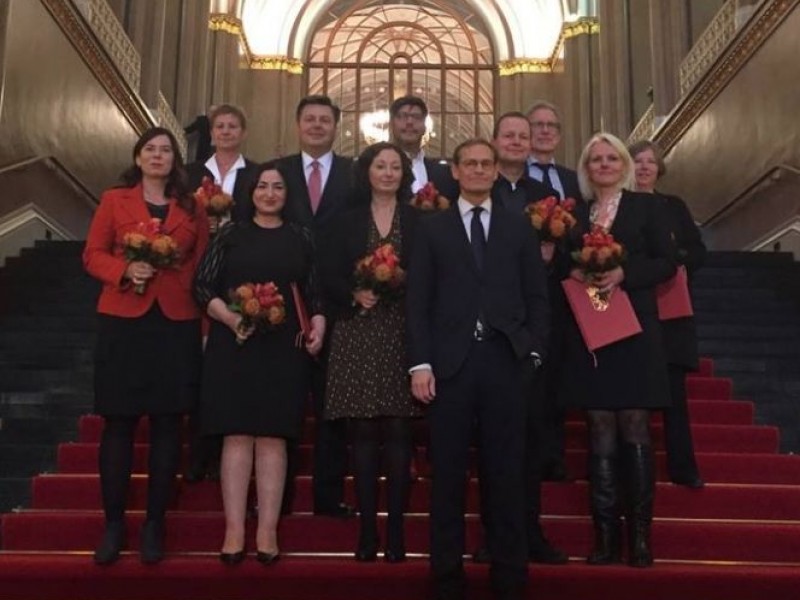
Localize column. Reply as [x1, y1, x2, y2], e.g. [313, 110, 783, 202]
[562, 18, 600, 165]
[174, 0, 212, 124]
[126, 0, 166, 107]
[597, 0, 633, 138]
[649, 0, 690, 120]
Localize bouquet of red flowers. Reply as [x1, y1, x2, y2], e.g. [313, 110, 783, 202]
[194, 176, 234, 232]
[410, 182, 450, 212]
[354, 243, 406, 306]
[228, 282, 286, 344]
[121, 218, 179, 294]
[525, 196, 577, 242]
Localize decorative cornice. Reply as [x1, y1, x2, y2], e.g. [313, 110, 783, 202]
[655, 0, 798, 153]
[250, 56, 304, 74]
[562, 18, 600, 40]
[208, 13, 242, 35]
[40, 0, 153, 133]
[498, 58, 552, 76]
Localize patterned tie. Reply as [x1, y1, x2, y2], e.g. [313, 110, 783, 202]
[470, 206, 486, 271]
[537, 163, 559, 199]
[308, 160, 322, 214]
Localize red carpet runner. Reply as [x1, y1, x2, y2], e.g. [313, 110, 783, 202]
[2, 357, 800, 599]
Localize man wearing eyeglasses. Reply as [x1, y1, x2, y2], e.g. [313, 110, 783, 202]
[389, 95, 459, 201]
[526, 100, 582, 203]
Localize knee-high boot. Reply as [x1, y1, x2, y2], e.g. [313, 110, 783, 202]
[587, 454, 622, 565]
[622, 443, 655, 567]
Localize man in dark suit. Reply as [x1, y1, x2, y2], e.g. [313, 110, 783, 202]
[389, 95, 459, 202]
[525, 100, 583, 481]
[407, 139, 550, 600]
[277, 95, 355, 518]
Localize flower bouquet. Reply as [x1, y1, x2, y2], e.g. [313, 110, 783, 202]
[353, 243, 405, 313]
[228, 282, 286, 344]
[194, 176, 234, 232]
[525, 196, 577, 242]
[410, 182, 450, 212]
[572, 226, 625, 296]
[121, 218, 179, 294]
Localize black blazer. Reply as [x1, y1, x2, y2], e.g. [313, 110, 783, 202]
[656, 191, 705, 370]
[555, 164, 583, 202]
[406, 203, 550, 379]
[278, 153, 355, 231]
[423, 157, 459, 202]
[185, 158, 259, 223]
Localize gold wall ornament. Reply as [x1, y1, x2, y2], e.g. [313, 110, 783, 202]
[209, 13, 242, 35]
[562, 18, 600, 40]
[249, 56, 304, 74]
[498, 59, 552, 76]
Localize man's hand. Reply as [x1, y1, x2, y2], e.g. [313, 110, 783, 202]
[411, 369, 436, 404]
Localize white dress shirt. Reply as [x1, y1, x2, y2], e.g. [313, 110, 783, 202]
[204, 154, 246, 195]
[302, 150, 334, 192]
[409, 150, 429, 193]
[527, 157, 565, 199]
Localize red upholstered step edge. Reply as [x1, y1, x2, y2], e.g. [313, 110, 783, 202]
[4, 511, 800, 563]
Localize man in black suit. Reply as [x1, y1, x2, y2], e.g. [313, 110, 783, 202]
[525, 100, 583, 481]
[407, 139, 550, 600]
[277, 95, 355, 518]
[389, 95, 459, 202]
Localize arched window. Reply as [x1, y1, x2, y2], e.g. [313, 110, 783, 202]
[307, 0, 495, 159]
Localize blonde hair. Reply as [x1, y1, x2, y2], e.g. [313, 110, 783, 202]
[577, 132, 635, 199]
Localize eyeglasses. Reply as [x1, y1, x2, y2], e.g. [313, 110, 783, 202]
[459, 159, 496, 170]
[394, 111, 426, 122]
[530, 121, 561, 132]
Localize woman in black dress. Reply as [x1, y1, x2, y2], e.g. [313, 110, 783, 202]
[321, 142, 420, 562]
[630, 140, 707, 488]
[193, 161, 325, 564]
[562, 133, 675, 567]
[83, 127, 208, 565]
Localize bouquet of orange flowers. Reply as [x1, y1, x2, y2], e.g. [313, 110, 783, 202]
[572, 225, 626, 281]
[228, 282, 286, 344]
[410, 182, 450, 212]
[354, 243, 406, 305]
[525, 196, 577, 242]
[121, 218, 179, 294]
[195, 176, 234, 231]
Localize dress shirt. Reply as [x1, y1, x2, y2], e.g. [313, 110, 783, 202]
[302, 150, 333, 193]
[528, 158, 565, 200]
[457, 197, 491, 241]
[204, 154, 246, 196]
[408, 150, 429, 193]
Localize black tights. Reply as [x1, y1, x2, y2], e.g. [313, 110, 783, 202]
[350, 417, 412, 542]
[587, 409, 651, 457]
[99, 414, 182, 523]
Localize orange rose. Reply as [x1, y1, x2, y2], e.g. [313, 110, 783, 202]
[236, 285, 255, 301]
[550, 220, 565, 238]
[123, 232, 148, 249]
[243, 297, 262, 317]
[374, 263, 392, 282]
[151, 235, 176, 256]
[267, 305, 285, 325]
[531, 215, 544, 229]
[580, 246, 594, 262]
[596, 247, 613, 263]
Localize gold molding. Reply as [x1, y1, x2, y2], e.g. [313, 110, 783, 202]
[250, 56, 304, 74]
[498, 59, 551, 76]
[39, 0, 153, 133]
[208, 13, 242, 35]
[655, 0, 798, 153]
[562, 18, 600, 40]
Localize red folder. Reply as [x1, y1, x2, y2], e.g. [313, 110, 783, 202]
[562, 278, 643, 351]
[656, 266, 694, 320]
[290, 282, 311, 347]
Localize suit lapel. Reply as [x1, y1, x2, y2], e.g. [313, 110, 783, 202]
[447, 206, 480, 277]
[119, 185, 153, 225]
[315, 154, 343, 221]
[288, 155, 314, 224]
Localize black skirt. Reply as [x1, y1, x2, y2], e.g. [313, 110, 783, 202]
[93, 305, 202, 417]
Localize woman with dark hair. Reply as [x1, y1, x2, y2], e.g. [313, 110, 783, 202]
[193, 160, 326, 565]
[321, 142, 420, 562]
[563, 133, 675, 567]
[83, 127, 209, 565]
[629, 139, 706, 488]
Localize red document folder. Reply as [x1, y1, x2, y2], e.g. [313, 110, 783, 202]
[562, 278, 643, 351]
[656, 266, 694, 320]
[290, 282, 311, 346]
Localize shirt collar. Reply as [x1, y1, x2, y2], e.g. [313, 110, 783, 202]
[302, 151, 333, 171]
[458, 196, 492, 218]
[204, 154, 246, 179]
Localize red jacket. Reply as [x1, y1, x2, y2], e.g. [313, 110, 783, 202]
[83, 184, 209, 320]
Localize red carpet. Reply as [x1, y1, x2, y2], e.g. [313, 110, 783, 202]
[2, 358, 800, 599]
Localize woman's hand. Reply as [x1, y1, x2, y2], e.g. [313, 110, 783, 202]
[305, 315, 326, 356]
[124, 261, 156, 287]
[592, 267, 625, 294]
[353, 289, 378, 310]
[569, 268, 585, 283]
[540, 241, 555, 265]
[232, 316, 256, 344]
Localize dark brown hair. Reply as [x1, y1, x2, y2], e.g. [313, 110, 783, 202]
[354, 142, 413, 205]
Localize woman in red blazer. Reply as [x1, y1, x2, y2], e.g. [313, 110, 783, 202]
[83, 127, 209, 566]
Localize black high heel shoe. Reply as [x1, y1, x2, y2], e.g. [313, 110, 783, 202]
[139, 520, 165, 565]
[384, 548, 406, 563]
[219, 550, 246, 565]
[256, 551, 281, 565]
[355, 534, 379, 562]
[94, 521, 126, 565]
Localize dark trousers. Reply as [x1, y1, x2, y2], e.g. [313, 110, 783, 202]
[429, 337, 528, 595]
[284, 357, 349, 512]
[663, 365, 700, 480]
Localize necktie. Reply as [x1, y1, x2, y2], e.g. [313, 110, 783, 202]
[470, 206, 486, 271]
[308, 160, 322, 214]
[537, 163, 560, 199]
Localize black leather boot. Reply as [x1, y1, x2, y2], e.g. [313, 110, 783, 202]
[140, 519, 166, 564]
[586, 454, 622, 565]
[94, 520, 126, 565]
[622, 444, 655, 567]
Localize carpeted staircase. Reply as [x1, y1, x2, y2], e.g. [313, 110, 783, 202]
[1, 241, 800, 599]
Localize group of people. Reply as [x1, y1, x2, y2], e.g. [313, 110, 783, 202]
[82, 93, 705, 600]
